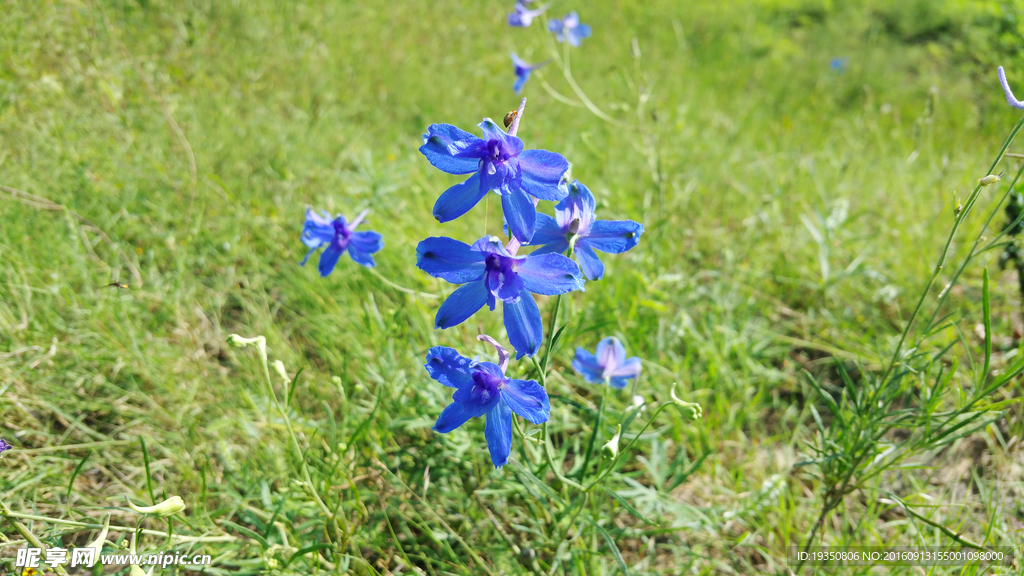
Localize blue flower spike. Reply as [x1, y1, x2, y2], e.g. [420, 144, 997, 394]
[573, 336, 642, 389]
[507, 2, 548, 28]
[998, 66, 1024, 109]
[530, 180, 644, 280]
[416, 235, 584, 358]
[511, 53, 549, 94]
[419, 119, 569, 243]
[300, 207, 384, 276]
[548, 12, 591, 47]
[426, 335, 551, 468]
[0, 438, 11, 455]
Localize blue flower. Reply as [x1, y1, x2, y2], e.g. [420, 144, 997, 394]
[426, 335, 550, 468]
[530, 180, 643, 280]
[507, 2, 547, 27]
[829, 57, 848, 73]
[0, 438, 11, 454]
[511, 53, 548, 94]
[417, 235, 584, 358]
[419, 119, 569, 243]
[572, 336, 641, 389]
[300, 207, 383, 276]
[548, 12, 591, 47]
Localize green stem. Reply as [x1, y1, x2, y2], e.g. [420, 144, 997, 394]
[0, 497, 71, 576]
[878, 113, 1024, 388]
[583, 401, 677, 491]
[576, 388, 607, 480]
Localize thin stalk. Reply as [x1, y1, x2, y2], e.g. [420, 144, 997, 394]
[0, 496, 70, 576]
[877, 114, 1024, 389]
[576, 388, 607, 480]
[0, 512, 238, 542]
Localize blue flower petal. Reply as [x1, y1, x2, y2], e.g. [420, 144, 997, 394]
[302, 207, 335, 248]
[347, 230, 383, 267]
[596, 337, 626, 373]
[567, 31, 583, 47]
[575, 23, 592, 39]
[548, 18, 563, 33]
[609, 375, 632, 389]
[518, 149, 569, 201]
[299, 246, 318, 266]
[585, 220, 644, 253]
[484, 398, 514, 467]
[514, 70, 531, 94]
[502, 188, 537, 243]
[433, 172, 488, 223]
[318, 240, 346, 277]
[517, 253, 584, 295]
[574, 242, 606, 280]
[420, 124, 481, 174]
[572, 348, 605, 383]
[478, 119, 524, 155]
[503, 287, 543, 358]
[480, 161, 519, 196]
[425, 346, 475, 389]
[555, 181, 597, 230]
[417, 237, 487, 283]
[489, 266, 525, 302]
[433, 401, 475, 433]
[502, 378, 550, 424]
[527, 214, 570, 254]
[448, 138, 490, 159]
[435, 281, 488, 329]
[610, 356, 642, 380]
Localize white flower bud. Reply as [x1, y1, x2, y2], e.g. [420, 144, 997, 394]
[125, 494, 185, 517]
[670, 384, 702, 420]
[631, 395, 646, 412]
[82, 514, 111, 558]
[601, 424, 622, 459]
[272, 360, 289, 383]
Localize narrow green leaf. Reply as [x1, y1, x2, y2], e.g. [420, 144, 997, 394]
[593, 522, 630, 575]
[981, 268, 992, 385]
[221, 520, 270, 548]
[139, 436, 155, 503]
[284, 543, 335, 568]
[600, 486, 656, 525]
[66, 451, 92, 516]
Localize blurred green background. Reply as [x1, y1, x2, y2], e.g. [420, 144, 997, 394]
[2, 0, 1024, 573]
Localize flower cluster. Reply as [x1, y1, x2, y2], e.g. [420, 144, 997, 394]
[505, 3, 590, 93]
[413, 102, 644, 465]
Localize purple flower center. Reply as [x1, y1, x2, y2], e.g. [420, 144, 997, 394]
[332, 219, 351, 247]
[470, 367, 506, 404]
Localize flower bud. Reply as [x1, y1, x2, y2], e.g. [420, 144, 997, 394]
[272, 360, 289, 383]
[979, 174, 1002, 186]
[82, 514, 111, 558]
[631, 395, 646, 412]
[601, 424, 622, 459]
[670, 384, 702, 420]
[125, 494, 185, 517]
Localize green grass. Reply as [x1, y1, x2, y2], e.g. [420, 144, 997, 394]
[2, 0, 1024, 574]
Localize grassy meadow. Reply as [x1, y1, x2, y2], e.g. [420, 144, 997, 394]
[2, 0, 1024, 574]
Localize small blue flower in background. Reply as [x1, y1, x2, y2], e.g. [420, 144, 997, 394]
[426, 335, 550, 468]
[0, 438, 11, 455]
[548, 12, 591, 47]
[573, 336, 641, 389]
[829, 57, 848, 73]
[507, 2, 547, 28]
[417, 235, 584, 358]
[511, 53, 548, 94]
[530, 180, 644, 280]
[300, 207, 383, 276]
[419, 120, 569, 243]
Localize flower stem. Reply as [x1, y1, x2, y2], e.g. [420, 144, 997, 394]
[576, 388, 607, 480]
[0, 496, 71, 576]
